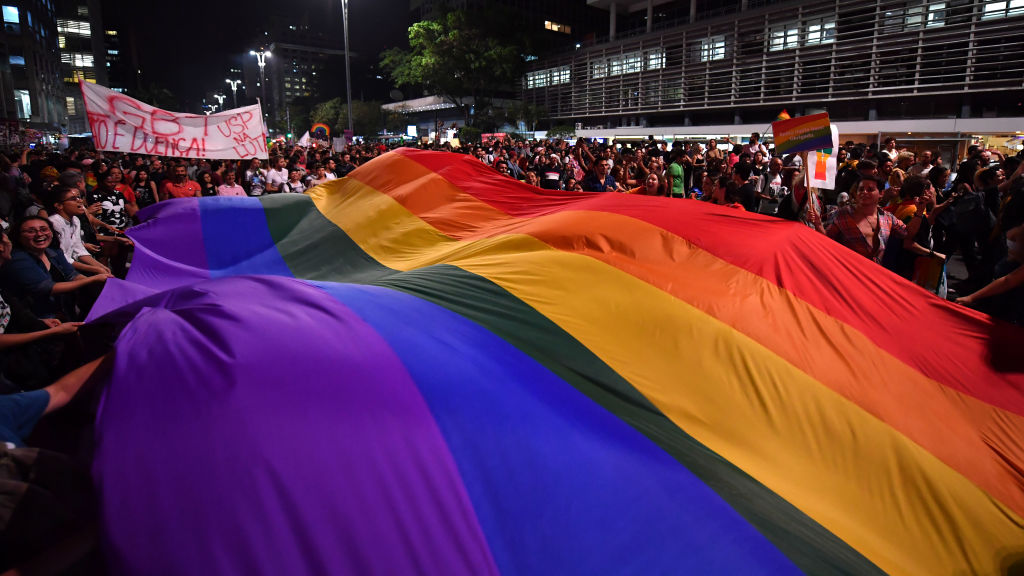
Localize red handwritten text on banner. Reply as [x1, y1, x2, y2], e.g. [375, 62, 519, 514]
[81, 81, 268, 160]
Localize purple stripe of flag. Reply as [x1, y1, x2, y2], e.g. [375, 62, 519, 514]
[92, 275, 499, 576]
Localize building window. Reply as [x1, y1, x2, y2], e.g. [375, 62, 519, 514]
[2, 5, 18, 23]
[9, 55, 24, 65]
[552, 65, 570, 84]
[805, 19, 836, 44]
[905, 1, 947, 27]
[647, 49, 665, 70]
[591, 60, 607, 79]
[609, 55, 623, 75]
[524, 65, 570, 89]
[700, 36, 726, 61]
[65, 96, 76, 115]
[544, 20, 571, 34]
[769, 23, 799, 51]
[982, 0, 1024, 18]
[57, 19, 90, 36]
[14, 89, 30, 119]
[60, 52, 94, 67]
[76, 5, 88, 16]
[622, 51, 642, 74]
[58, 34, 65, 48]
[107, 49, 118, 55]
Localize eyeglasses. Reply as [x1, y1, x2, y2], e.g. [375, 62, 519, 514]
[20, 227, 51, 235]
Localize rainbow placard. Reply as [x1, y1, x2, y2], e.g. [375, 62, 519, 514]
[772, 112, 832, 155]
[311, 122, 330, 140]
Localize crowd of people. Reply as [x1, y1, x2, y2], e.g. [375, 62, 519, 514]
[470, 133, 1024, 323]
[0, 132, 1020, 571]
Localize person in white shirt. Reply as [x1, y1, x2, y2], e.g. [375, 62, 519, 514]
[47, 186, 110, 276]
[265, 156, 288, 194]
[743, 133, 769, 162]
[283, 169, 307, 194]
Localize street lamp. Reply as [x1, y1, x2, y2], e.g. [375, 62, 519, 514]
[340, 0, 353, 135]
[249, 49, 271, 116]
[225, 78, 241, 108]
[213, 93, 226, 110]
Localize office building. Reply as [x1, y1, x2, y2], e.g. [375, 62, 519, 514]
[523, 0, 1024, 156]
[56, 0, 105, 133]
[0, 0, 63, 136]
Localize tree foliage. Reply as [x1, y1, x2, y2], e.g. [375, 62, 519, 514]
[380, 9, 526, 125]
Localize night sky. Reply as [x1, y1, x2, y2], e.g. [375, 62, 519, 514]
[104, 0, 411, 112]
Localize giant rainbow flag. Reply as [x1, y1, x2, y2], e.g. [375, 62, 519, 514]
[88, 149, 1024, 575]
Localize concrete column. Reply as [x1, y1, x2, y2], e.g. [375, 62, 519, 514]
[647, 0, 654, 32]
[610, 3, 617, 41]
[741, 0, 749, 10]
[690, 0, 697, 22]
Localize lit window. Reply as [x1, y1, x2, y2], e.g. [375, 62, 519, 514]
[982, 0, 1024, 18]
[9, 55, 24, 65]
[57, 19, 90, 36]
[608, 55, 622, 75]
[927, 2, 948, 25]
[58, 34, 65, 48]
[524, 65, 571, 89]
[65, 97, 76, 115]
[76, 5, 88, 16]
[769, 23, 799, 51]
[647, 49, 665, 70]
[107, 49, 118, 55]
[105, 30, 117, 35]
[805, 19, 836, 44]
[26, 10, 30, 27]
[60, 52, 94, 67]
[544, 20, 571, 34]
[591, 60, 607, 79]
[14, 89, 30, 119]
[622, 51, 642, 74]
[700, 36, 726, 61]
[2, 5, 18, 24]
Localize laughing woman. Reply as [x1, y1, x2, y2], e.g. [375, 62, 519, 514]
[0, 216, 110, 320]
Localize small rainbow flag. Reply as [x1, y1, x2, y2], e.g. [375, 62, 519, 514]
[772, 112, 832, 155]
[775, 109, 791, 121]
[87, 149, 1024, 575]
[310, 122, 330, 139]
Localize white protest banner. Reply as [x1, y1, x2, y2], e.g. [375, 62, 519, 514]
[80, 81, 268, 160]
[806, 124, 840, 189]
[297, 131, 311, 147]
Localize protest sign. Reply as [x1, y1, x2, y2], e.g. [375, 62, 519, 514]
[772, 112, 832, 155]
[806, 124, 840, 189]
[81, 81, 268, 160]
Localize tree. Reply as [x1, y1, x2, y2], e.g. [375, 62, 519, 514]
[547, 125, 576, 140]
[380, 9, 526, 126]
[505, 101, 546, 132]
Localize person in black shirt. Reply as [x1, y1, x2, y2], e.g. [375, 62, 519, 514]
[732, 161, 758, 212]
